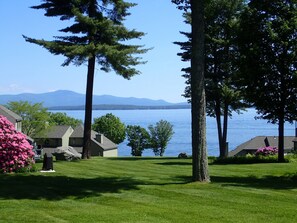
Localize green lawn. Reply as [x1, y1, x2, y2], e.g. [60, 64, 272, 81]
[0, 157, 296, 223]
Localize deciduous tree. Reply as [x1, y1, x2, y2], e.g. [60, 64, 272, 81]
[148, 120, 174, 157]
[7, 101, 50, 138]
[126, 125, 150, 156]
[49, 112, 82, 127]
[92, 113, 126, 144]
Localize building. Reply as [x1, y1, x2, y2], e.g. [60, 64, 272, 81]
[229, 135, 297, 157]
[0, 105, 22, 132]
[34, 125, 118, 157]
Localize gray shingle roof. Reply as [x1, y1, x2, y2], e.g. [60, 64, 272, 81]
[0, 105, 22, 124]
[70, 124, 118, 150]
[36, 125, 73, 138]
[229, 136, 295, 156]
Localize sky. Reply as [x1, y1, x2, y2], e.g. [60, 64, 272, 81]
[0, 1, 190, 103]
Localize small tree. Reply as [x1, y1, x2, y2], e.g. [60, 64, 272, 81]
[92, 113, 126, 144]
[7, 101, 50, 138]
[126, 125, 150, 156]
[0, 115, 35, 173]
[49, 112, 82, 127]
[148, 120, 174, 157]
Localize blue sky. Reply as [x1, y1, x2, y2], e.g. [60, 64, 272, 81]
[0, 1, 190, 103]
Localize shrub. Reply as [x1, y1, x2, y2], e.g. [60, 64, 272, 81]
[0, 115, 35, 173]
[255, 146, 278, 156]
[212, 155, 279, 164]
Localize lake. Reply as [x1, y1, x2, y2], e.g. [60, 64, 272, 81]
[53, 109, 295, 157]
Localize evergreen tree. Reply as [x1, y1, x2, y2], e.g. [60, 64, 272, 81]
[23, 0, 147, 159]
[172, 0, 210, 182]
[238, 0, 297, 162]
[174, 0, 247, 158]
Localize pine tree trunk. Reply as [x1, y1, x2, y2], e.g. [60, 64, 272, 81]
[215, 101, 224, 158]
[278, 109, 285, 162]
[82, 0, 97, 159]
[82, 56, 96, 159]
[222, 103, 229, 158]
[191, 0, 210, 182]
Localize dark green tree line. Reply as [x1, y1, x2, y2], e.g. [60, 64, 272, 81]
[238, 0, 297, 162]
[174, 0, 247, 158]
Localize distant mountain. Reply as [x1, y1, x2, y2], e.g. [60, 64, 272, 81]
[0, 90, 189, 109]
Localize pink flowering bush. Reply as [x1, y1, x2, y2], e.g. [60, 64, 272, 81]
[0, 115, 35, 173]
[255, 146, 278, 156]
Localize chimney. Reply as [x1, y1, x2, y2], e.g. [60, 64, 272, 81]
[96, 134, 104, 144]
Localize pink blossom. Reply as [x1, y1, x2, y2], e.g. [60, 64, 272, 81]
[0, 115, 35, 173]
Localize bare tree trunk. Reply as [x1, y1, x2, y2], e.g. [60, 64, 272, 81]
[82, 56, 96, 159]
[191, 0, 210, 182]
[82, 0, 96, 159]
[215, 101, 224, 158]
[278, 109, 285, 162]
[222, 103, 229, 158]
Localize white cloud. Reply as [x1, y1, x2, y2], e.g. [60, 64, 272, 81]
[0, 84, 34, 94]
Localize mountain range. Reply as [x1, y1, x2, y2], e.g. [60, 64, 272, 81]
[0, 90, 189, 110]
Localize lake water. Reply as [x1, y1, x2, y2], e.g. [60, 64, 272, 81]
[54, 109, 295, 157]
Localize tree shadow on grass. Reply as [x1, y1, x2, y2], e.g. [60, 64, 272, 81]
[0, 175, 141, 200]
[168, 173, 297, 190]
[211, 173, 297, 190]
[155, 161, 191, 166]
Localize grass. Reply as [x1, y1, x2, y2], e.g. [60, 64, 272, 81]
[0, 157, 297, 223]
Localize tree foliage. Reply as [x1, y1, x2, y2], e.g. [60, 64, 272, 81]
[24, 0, 148, 159]
[238, 0, 297, 162]
[126, 125, 150, 156]
[7, 101, 50, 138]
[148, 120, 174, 157]
[92, 113, 126, 144]
[49, 112, 82, 127]
[0, 115, 35, 173]
[174, 0, 247, 158]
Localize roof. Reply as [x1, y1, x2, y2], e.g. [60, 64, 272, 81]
[70, 124, 118, 150]
[229, 136, 296, 156]
[0, 105, 22, 124]
[36, 125, 73, 138]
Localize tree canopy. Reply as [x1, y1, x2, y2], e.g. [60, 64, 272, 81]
[174, 0, 247, 158]
[92, 113, 126, 144]
[238, 0, 297, 162]
[49, 112, 82, 127]
[7, 101, 50, 138]
[126, 125, 150, 156]
[148, 120, 174, 157]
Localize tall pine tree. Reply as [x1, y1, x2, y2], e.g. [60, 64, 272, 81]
[172, 0, 210, 182]
[238, 0, 297, 162]
[174, 0, 247, 158]
[23, 0, 147, 158]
